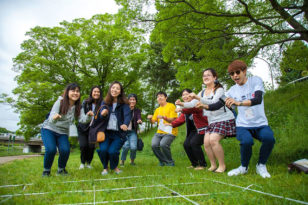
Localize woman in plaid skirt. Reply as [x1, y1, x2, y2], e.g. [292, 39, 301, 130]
[177, 68, 236, 173]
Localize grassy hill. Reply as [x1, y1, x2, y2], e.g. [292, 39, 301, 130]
[0, 81, 307, 204]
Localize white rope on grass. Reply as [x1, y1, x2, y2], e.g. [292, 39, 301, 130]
[0, 181, 207, 198]
[0, 184, 166, 198]
[0, 183, 33, 188]
[0, 175, 161, 189]
[0, 196, 12, 204]
[203, 179, 308, 205]
[0, 181, 208, 198]
[161, 185, 199, 205]
[93, 185, 95, 205]
[56, 191, 234, 205]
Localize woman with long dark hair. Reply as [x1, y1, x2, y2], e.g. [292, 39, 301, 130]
[78, 86, 103, 169]
[97, 81, 131, 175]
[41, 83, 92, 176]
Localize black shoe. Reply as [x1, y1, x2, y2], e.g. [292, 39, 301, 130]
[57, 169, 68, 176]
[42, 170, 50, 177]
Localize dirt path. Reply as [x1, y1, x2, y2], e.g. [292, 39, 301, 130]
[0, 155, 42, 165]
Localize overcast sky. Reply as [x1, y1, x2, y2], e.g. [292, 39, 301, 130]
[0, 0, 273, 132]
[0, 0, 119, 131]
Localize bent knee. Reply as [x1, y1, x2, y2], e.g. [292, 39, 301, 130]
[262, 136, 276, 144]
[241, 140, 254, 146]
[209, 138, 221, 146]
[59, 148, 70, 155]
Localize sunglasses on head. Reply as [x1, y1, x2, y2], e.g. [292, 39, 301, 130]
[229, 70, 242, 76]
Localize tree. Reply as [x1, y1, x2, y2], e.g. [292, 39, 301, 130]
[117, 0, 307, 54]
[278, 40, 308, 84]
[143, 42, 180, 104]
[2, 13, 146, 140]
[116, 0, 307, 87]
[0, 127, 13, 134]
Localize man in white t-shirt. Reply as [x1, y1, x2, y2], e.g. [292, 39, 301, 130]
[225, 60, 275, 178]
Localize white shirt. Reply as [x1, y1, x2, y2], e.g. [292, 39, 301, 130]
[226, 76, 268, 127]
[183, 88, 234, 124]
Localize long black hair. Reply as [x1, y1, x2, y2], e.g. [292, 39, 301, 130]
[181, 88, 192, 95]
[104, 81, 128, 105]
[60, 83, 81, 118]
[85, 85, 103, 113]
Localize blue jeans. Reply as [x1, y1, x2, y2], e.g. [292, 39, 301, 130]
[236, 126, 275, 167]
[41, 128, 70, 170]
[97, 131, 125, 170]
[121, 131, 137, 161]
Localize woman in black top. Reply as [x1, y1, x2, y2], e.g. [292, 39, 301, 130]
[77, 86, 103, 169]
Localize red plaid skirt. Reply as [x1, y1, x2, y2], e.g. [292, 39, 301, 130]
[206, 119, 236, 137]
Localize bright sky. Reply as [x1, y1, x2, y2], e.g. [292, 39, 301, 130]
[0, 0, 273, 132]
[0, 0, 119, 131]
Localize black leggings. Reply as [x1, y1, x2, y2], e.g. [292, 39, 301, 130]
[184, 132, 206, 167]
[78, 130, 95, 164]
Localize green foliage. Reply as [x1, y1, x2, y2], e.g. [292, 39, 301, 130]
[141, 42, 180, 112]
[278, 41, 308, 84]
[264, 81, 308, 162]
[0, 127, 13, 134]
[5, 13, 147, 140]
[116, 0, 307, 88]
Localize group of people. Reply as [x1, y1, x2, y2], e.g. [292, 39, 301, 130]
[41, 81, 142, 176]
[41, 60, 275, 179]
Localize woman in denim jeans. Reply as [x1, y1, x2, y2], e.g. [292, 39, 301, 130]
[120, 94, 142, 166]
[41, 83, 92, 177]
[97, 81, 131, 175]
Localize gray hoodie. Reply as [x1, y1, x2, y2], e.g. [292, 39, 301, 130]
[42, 96, 91, 135]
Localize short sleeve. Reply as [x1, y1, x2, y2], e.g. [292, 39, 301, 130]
[252, 76, 265, 92]
[152, 108, 159, 122]
[169, 104, 178, 118]
[225, 86, 234, 98]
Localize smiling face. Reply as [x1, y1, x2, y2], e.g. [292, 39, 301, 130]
[110, 83, 121, 99]
[157, 94, 167, 106]
[202, 70, 216, 86]
[182, 91, 192, 102]
[91, 87, 100, 100]
[68, 88, 80, 102]
[129, 96, 137, 107]
[230, 69, 247, 85]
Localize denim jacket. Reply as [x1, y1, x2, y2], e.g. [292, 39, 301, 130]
[102, 102, 131, 139]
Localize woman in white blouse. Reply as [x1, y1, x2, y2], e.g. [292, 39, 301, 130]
[179, 68, 236, 173]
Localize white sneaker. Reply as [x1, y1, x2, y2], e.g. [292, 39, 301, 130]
[228, 165, 248, 176]
[256, 164, 271, 178]
[101, 170, 108, 175]
[85, 164, 92, 169]
[79, 164, 85, 169]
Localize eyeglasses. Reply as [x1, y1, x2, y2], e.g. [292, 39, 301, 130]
[229, 70, 242, 76]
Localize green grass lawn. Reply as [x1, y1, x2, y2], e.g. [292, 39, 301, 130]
[0, 145, 28, 157]
[0, 126, 307, 204]
[0, 82, 307, 204]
